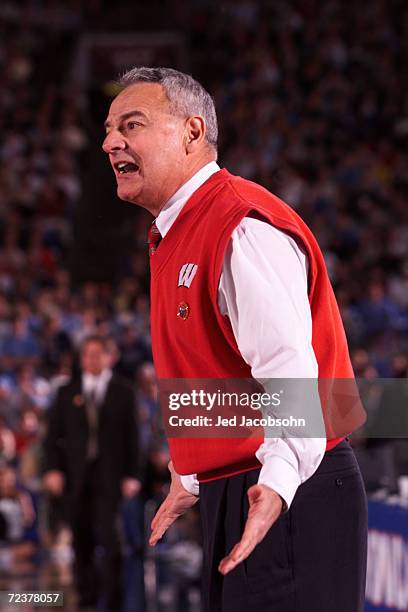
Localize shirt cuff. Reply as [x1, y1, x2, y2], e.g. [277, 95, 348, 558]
[180, 474, 200, 496]
[255, 448, 302, 509]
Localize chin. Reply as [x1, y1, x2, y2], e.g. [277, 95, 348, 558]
[117, 186, 140, 204]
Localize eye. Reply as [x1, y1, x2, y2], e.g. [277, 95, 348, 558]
[127, 121, 141, 130]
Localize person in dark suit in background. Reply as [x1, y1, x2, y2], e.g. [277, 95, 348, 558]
[43, 335, 140, 610]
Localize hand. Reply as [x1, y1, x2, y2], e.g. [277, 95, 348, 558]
[42, 470, 65, 496]
[18, 491, 35, 527]
[149, 461, 198, 546]
[218, 484, 283, 575]
[121, 477, 142, 498]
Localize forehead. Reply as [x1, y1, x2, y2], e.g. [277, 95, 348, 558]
[83, 341, 104, 353]
[107, 82, 170, 121]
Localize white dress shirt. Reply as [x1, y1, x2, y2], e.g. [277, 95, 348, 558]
[155, 162, 326, 507]
[82, 368, 112, 405]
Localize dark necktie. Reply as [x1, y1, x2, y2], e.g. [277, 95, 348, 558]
[148, 220, 162, 256]
[86, 389, 99, 461]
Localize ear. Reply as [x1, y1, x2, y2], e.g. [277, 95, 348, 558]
[185, 116, 206, 153]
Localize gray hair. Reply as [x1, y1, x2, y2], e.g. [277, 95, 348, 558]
[118, 66, 218, 150]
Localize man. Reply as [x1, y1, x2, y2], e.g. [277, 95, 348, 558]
[43, 336, 140, 610]
[103, 67, 367, 611]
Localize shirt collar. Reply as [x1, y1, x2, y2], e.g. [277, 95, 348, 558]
[155, 161, 220, 238]
[82, 369, 112, 391]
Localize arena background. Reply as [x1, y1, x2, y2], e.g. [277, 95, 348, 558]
[0, 0, 407, 610]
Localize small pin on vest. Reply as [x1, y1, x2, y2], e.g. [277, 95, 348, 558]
[177, 302, 190, 321]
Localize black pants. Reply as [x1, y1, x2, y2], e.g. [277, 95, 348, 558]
[71, 463, 122, 610]
[199, 440, 368, 612]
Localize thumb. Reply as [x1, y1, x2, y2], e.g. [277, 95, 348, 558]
[247, 484, 264, 505]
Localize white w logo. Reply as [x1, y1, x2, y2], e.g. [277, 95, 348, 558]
[178, 263, 198, 288]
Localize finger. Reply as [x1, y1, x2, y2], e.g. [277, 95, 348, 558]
[149, 514, 177, 546]
[218, 490, 282, 574]
[150, 508, 163, 531]
[218, 510, 263, 575]
[218, 531, 257, 575]
[150, 498, 170, 530]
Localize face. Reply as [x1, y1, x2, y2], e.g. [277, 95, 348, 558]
[103, 83, 189, 212]
[0, 467, 16, 496]
[81, 340, 107, 376]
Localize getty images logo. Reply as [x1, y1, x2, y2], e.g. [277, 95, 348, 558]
[178, 263, 198, 288]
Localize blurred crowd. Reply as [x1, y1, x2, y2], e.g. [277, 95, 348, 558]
[0, 0, 406, 608]
[197, 0, 408, 376]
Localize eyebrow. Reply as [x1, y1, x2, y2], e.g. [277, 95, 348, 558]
[104, 110, 148, 129]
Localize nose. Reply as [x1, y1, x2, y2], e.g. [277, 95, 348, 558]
[102, 130, 127, 154]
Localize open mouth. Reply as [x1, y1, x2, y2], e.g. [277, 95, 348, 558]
[114, 161, 140, 175]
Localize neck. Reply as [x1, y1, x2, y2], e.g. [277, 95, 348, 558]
[150, 153, 217, 217]
[85, 369, 104, 377]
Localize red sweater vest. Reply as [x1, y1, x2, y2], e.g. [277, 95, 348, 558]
[150, 169, 362, 481]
